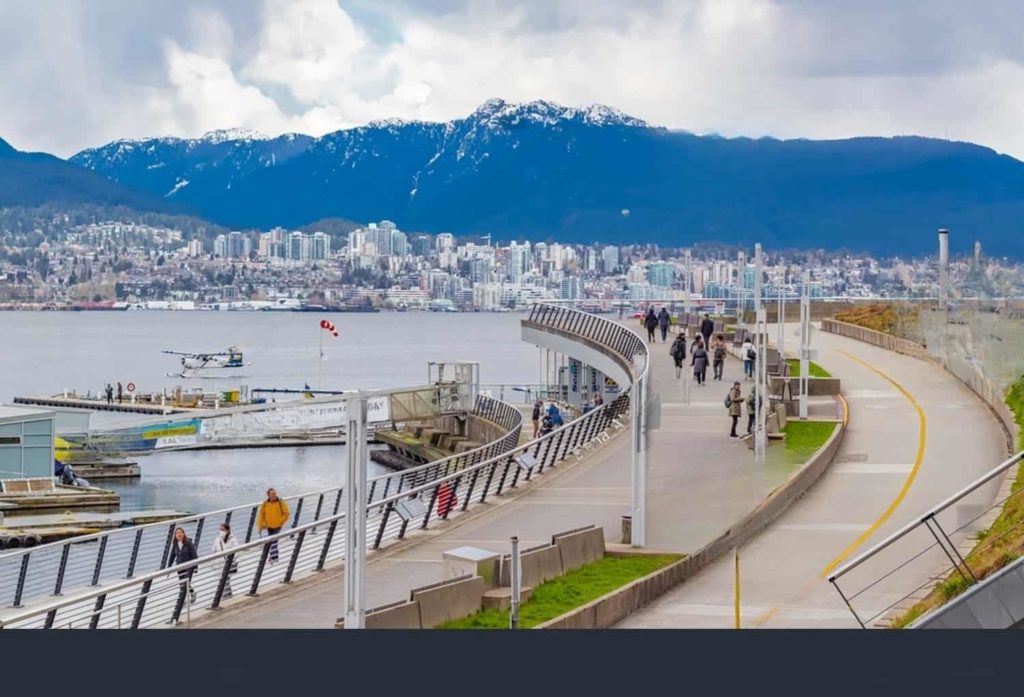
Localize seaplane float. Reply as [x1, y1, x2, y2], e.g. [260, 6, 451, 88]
[163, 346, 251, 378]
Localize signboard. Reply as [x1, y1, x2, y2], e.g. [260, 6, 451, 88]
[715, 301, 726, 315]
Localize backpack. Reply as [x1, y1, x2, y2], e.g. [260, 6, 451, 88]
[724, 395, 732, 409]
[714, 346, 726, 360]
[747, 347, 756, 360]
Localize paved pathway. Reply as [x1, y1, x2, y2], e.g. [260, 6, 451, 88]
[619, 324, 1007, 628]
[202, 327, 811, 628]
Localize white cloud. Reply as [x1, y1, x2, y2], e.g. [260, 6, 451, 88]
[3, 0, 1024, 159]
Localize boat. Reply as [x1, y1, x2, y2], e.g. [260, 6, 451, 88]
[163, 346, 251, 378]
[292, 302, 380, 313]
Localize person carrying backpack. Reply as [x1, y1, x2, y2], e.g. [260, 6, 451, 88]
[256, 487, 291, 563]
[726, 381, 743, 438]
[712, 334, 727, 381]
[670, 334, 687, 378]
[742, 338, 756, 381]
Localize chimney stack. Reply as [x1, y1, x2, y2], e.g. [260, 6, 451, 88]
[938, 229, 949, 310]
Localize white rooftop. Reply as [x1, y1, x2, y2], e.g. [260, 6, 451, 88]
[0, 405, 55, 422]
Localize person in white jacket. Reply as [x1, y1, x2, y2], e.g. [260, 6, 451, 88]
[211, 523, 241, 598]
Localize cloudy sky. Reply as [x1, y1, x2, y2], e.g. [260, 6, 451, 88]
[3, 0, 1024, 158]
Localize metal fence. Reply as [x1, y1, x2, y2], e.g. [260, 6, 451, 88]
[828, 450, 1024, 629]
[0, 393, 521, 612]
[1, 304, 647, 629]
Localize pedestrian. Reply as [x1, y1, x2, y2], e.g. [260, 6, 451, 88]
[742, 337, 756, 381]
[593, 393, 604, 408]
[211, 523, 240, 599]
[116, 381, 123, 403]
[712, 334, 727, 381]
[547, 403, 564, 427]
[167, 526, 198, 624]
[700, 313, 715, 349]
[256, 487, 291, 563]
[670, 333, 687, 378]
[538, 414, 554, 437]
[531, 399, 542, 438]
[727, 381, 743, 438]
[644, 308, 658, 343]
[691, 341, 709, 386]
[658, 307, 670, 342]
[746, 385, 761, 435]
[105, 383, 113, 404]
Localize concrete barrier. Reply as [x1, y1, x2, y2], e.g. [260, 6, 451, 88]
[537, 401, 848, 629]
[769, 376, 841, 396]
[336, 598, 424, 629]
[411, 575, 485, 628]
[552, 526, 605, 573]
[499, 543, 564, 588]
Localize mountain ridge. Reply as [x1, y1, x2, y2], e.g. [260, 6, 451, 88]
[9, 98, 1024, 255]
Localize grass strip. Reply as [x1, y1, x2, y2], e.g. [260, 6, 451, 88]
[438, 553, 682, 629]
[785, 358, 832, 378]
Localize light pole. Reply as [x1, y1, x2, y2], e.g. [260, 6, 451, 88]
[799, 271, 811, 420]
[754, 244, 766, 464]
[343, 395, 368, 629]
[630, 354, 648, 547]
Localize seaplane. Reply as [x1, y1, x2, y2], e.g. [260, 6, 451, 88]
[163, 346, 250, 378]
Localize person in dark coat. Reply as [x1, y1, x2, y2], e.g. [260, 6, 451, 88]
[531, 400, 542, 437]
[691, 342, 709, 386]
[644, 308, 658, 343]
[700, 314, 715, 350]
[657, 307, 670, 342]
[670, 334, 687, 378]
[167, 527, 198, 623]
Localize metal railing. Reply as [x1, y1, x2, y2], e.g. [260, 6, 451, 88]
[0, 393, 521, 611]
[828, 450, 1024, 628]
[528, 303, 647, 377]
[0, 303, 647, 629]
[0, 393, 630, 629]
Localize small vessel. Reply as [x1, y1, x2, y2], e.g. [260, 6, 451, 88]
[163, 346, 250, 378]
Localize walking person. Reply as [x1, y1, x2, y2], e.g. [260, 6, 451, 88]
[644, 308, 658, 343]
[670, 333, 687, 378]
[105, 383, 113, 404]
[531, 399, 542, 438]
[167, 527, 198, 624]
[211, 523, 240, 599]
[657, 307, 671, 342]
[700, 313, 715, 350]
[116, 381, 123, 403]
[691, 341, 709, 386]
[742, 337, 756, 381]
[712, 334, 727, 381]
[256, 487, 291, 564]
[727, 381, 743, 438]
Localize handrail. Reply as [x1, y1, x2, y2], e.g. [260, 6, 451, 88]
[0, 394, 523, 609]
[0, 303, 648, 629]
[828, 450, 1024, 584]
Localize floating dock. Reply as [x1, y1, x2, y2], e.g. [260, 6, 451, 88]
[0, 509, 187, 547]
[13, 394, 200, 415]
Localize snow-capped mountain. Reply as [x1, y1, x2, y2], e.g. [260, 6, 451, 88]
[61, 98, 1024, 254]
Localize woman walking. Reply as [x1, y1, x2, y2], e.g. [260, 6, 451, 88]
[211, 523, 240, 599]
[691, 341, 709, 386]
[167, 527, 198, 624]
[644, 308, 658, 343]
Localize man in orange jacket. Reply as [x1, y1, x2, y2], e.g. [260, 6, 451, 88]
[257, 487, 291, 563]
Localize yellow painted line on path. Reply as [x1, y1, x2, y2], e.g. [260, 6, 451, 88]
[819, 350, 927, 579]
[751, 352, 925, 627]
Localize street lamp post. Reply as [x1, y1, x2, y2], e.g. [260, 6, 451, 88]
[343, 395, 368, 629]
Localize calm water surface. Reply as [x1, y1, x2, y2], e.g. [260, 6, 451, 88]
[0, 311, 539, 513]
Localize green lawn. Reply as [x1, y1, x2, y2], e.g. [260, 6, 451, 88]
[785, 358, 831, 378]
[781, 420, 836, 464]
[438, 553, 682, 629]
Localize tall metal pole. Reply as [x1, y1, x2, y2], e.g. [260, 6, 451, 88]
[754, 244, 766, 464]
[343, 395, 368, 629]
[938, 229, 949, 312]
[799, 271, 810, 420]
[510, 535, 521, 629]
[683, 250, 692, 406]
[630, 355, 647, 547]
[777, 283, 785, 360]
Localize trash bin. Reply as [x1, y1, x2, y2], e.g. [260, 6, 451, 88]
[621, 515, 632, 545]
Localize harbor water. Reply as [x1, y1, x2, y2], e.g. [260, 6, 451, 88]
[1, 311, 540, 513]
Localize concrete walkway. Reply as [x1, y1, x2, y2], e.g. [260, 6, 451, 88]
[618, 324, 1007, 629]
[201, 328, 807, 628]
